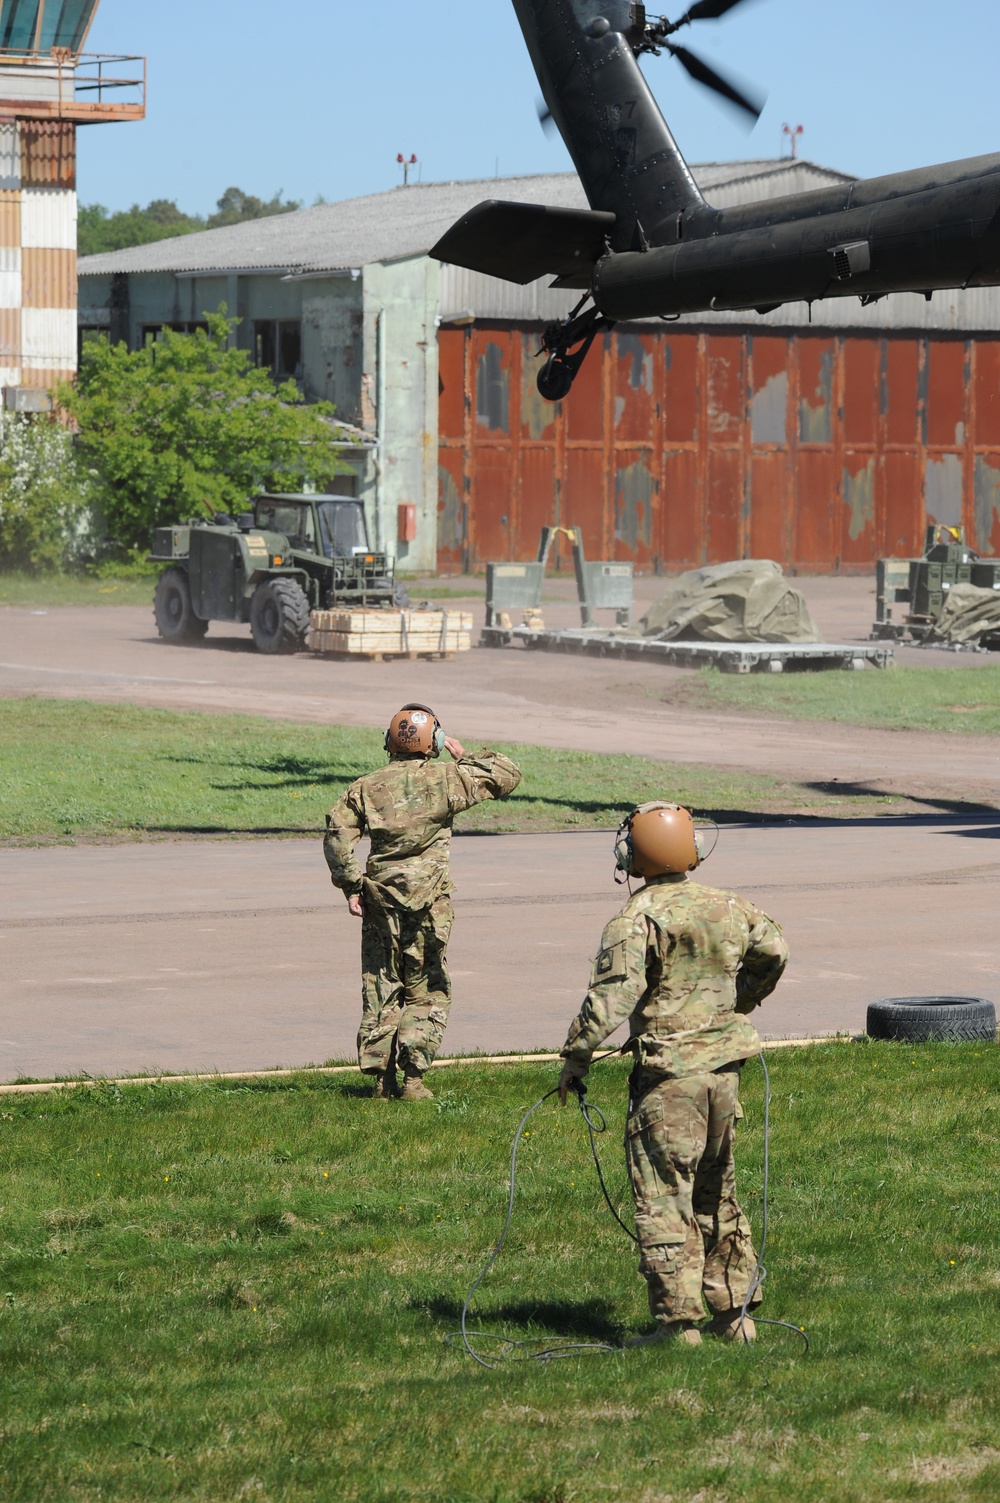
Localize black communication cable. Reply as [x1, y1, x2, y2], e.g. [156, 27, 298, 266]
[451, 1052, 808, 1367]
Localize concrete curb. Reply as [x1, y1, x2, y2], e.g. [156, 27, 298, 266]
[0, 1036, 848, 1098]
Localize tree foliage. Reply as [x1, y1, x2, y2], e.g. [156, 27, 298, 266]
[58, 312, 348, 555]
[78, 188, 303, 258]
[0, 412, 95, 572]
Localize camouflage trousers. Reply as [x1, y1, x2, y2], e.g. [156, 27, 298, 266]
[357, 896, 453, 1075]
[625, 1064, 760, 1326]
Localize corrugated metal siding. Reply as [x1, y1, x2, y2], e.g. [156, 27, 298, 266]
[0, 305, 20, 362]
[20, 364, 73, 389]
[20, 121, 76, 189]
[0, 188, 20, 251]
[438, 324, 1000, 573]
[0, 123, 19, 191]
[20, 186, 76, 249]
[21, 306, 76, 364]
[0, 263, 22, 309]
[21, 246, 75, 308]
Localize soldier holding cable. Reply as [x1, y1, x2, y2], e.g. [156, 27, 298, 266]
[558, 803, 788, 1346]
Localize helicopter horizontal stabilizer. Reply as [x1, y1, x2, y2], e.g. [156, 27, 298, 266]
[429, 200, 616, 286]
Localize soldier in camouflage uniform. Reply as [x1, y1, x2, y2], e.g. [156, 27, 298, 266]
[558, 803, 788, 1346]
[324, 703, 521, 1101]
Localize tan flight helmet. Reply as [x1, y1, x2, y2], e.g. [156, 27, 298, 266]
[384, 703, 446, 759]
[614, 801, 704, 879]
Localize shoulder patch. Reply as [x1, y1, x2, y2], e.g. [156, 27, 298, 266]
[591, 939, 629, 986]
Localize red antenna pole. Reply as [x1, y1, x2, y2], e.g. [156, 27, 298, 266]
[782, 124, 804, 160]
[396, 152, 418, 186]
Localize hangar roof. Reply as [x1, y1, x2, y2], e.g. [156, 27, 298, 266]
[78, 159, 1000, 333]
[77, 159, 853, 278]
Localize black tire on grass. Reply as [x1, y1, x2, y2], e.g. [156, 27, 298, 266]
[866, 995, 997, 1044]
[250, 577, 310, 654]
[153, 567, 209, 644]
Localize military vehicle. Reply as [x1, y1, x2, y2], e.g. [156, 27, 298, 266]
[873, 525, 1000, 643]
[150, 493, 406, 654]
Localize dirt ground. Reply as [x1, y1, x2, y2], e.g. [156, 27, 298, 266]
[1, 575, 997, 1081]
[4, 819, 998, 1082]
[1, 574, 998, 807]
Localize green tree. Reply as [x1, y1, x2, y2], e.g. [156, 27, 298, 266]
[0, 411, 95, 572]
[78, 189, 303, 257]
[59, 311, 349, 556]
[78, 200, 204, 257]
[207, 187, 301, 228]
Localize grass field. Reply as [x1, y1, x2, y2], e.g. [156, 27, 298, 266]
[681, 664, 1000, 738]
[1, 1044, 997, 1502]
[0, 571, 158, 608]
[0, 698, 910, 845]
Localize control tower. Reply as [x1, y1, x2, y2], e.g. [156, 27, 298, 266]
[0, 0, 144, 405]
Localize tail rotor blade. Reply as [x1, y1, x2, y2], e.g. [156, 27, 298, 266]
[668, 43, 765, 123]
[536, 96, 557, 136]
[679, 0, 756, 22]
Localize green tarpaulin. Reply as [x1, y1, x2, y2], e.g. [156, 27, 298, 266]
[636, 560, 821, 645]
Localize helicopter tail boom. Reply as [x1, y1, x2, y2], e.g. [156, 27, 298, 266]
[511, 0, 704, 249]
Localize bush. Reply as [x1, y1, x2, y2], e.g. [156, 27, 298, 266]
[0, 410, 95, 572]
[59, 310, 351, 558]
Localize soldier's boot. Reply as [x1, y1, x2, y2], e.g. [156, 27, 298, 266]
[373, 1069, 401, 1100]
[625, 1320, 702, 1348]
[373, 1037, 401, 1100]
[707, 1310, 756, 1343]
[401, 1067, 434, 1102]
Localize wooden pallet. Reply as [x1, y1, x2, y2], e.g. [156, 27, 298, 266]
[308, 608, 473, 659]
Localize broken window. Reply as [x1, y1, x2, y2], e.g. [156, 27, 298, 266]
[254, 320, 302, 381]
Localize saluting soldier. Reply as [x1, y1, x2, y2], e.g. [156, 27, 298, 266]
[324, 704, 521, 1100]
[557, 803, 788, 1346]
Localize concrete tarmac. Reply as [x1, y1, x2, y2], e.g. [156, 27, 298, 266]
[4, 821, 998, 1082]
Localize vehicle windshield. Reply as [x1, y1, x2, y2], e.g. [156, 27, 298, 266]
[254, 500, 317, 549]
[316, 501, 368, 559]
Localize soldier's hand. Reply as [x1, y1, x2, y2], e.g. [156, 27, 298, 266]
[558, 1063, 587, 1106]
[347, 893, 364, 919]
[444, 736, 465, 760]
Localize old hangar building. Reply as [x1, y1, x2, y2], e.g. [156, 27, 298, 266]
[78, 159, 1000, 576]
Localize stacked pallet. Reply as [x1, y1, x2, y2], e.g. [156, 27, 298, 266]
[308, 608, 473, 660]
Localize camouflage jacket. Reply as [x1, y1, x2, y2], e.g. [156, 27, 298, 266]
[561, 874, 788, 1078]
[324, 751, 521, 911]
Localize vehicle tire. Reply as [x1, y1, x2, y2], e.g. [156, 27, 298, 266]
[250, 577, 311, 654]
[393, 580, 411, 608]
[153, 567, 208, 644]
[866, 995, 997, 1044]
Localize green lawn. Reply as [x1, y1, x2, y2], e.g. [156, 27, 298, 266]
[0, 571, 158, 608]
[0, 698, 913, 846]
[1, 1044, 997, 1501]
[686, 663, 1000, 737]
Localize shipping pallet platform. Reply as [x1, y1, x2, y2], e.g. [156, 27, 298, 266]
[480, 625, 894, 673]
[309, 649, 459, 663]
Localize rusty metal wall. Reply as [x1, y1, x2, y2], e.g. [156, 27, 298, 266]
[20, 120, 75, 188]
[438, 324, 1000, 572]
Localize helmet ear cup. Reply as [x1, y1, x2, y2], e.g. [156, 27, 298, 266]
[433, 725, 446, 758]
[692, 830, 704, 867]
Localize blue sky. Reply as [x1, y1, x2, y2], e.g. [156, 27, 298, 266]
[79, 0, 1000, 214]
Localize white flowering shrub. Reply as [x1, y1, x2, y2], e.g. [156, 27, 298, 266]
[0, 411, 96, 572]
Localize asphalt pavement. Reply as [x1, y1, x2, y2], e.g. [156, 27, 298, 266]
[3, 820, 998, 1082]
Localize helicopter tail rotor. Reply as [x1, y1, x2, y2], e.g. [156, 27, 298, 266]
[644, 0, 767, 126]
